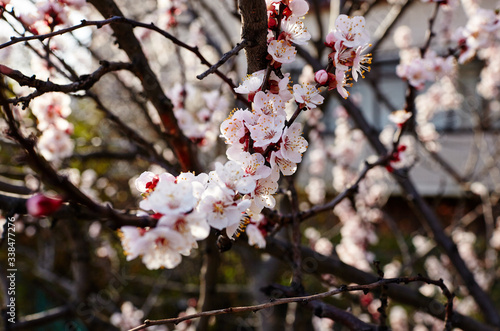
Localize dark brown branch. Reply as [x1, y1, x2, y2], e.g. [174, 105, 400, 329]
[0, 193, 99, 222]
[70, 33, 164, 139]
[197, 39, 252, 80]
[263, 283, 377, 331]
[421, 1, 440, 57]
[76, 6, 198, 172]
[129, 273, 454, 331]
[262, 155, 388, 227]
[340, 96, 500, 326]
[239, 0, 268, 74]
[313, 302, 375, 331]
[10, 306, 72, 330]
[197, 232, 221, 331]
[264, 237, 490, 331]
[0, 62, 132, 98]
[0, 180, 32, 195]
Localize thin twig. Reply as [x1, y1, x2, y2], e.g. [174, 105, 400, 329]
[0, 15, 247, 104]
[0, 62, 132, 103]
[197, 39, 252, 80]
[128, 275, 454, 331]
[265, 237, 484, 330]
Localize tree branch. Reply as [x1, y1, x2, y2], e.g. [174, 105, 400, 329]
[197, 39, 252, 80]
[264, 237, 492, 331]
[129, 272, 454, 331]
[239, 0, 268, 74]
[0, 92, 156, 228]
[0, 62, 132, 103]
[340, 97, 500, 327]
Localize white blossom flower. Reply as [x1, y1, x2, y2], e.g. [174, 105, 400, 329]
[158, 211, 210, 251]
[38, 127, 74, 161]
[234, 70, 265, 94]
[351, 44, 372, 81]
[247, 114, 285, 148]
[270, 150, 297, 176]
[280, 123, 308, 163]
[140, 227, 188, 269]
[396, 58, 434, 89]
[199, 184, 251, 230]
[37, 2, 68, 27]
[146, 179, 197, 215]
[293, 83, 324, 108]
[388, 110, 412, 125]
[176, 172, 209, 200]
[332, 15, 370, 49]
[246, 224, 266, 248]
[111, 302, 144, 331]
[120, 227, 150, 261]
[267, 40, 297, 64]
[220, 109, 256, 145]
[393, 25, 413, 49]
[31, 93, 72, 130]
[227, 151, 272, 180]
[135, 171, 175, 193]
[269, 71, 293, 101]
[249, 175, 279, 214]
[253, 90, 286, 117]
[333, 68, 350, 99]
[210, 161, 256, 194]
[280, 17, 311, 45]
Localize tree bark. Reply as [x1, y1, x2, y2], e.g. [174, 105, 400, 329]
[239, 0, 268, 74]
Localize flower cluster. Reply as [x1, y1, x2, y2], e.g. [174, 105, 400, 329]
[122, 4, 370, 270]
[31, 93, 74, 162]
[158, 0, 187, 29]
[315, 14, 372, 98]
[393, 24, 461, 152]
[120, 171, 210, 269]
[453, 7, 500, 100]
[455, 8, 500, 64]
[166, 83, 228, 149]
[396, 49, 455, 90]
[266, 0, 310, 67]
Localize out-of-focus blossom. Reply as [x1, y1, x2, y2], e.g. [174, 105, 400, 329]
[26, 193, 63, 217]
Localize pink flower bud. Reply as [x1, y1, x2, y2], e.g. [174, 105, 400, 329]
[325, 31, 337, 47]
[314, 70, 329, 85]
[26, 193, 63, 217]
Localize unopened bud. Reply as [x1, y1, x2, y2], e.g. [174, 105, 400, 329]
[314, 70, 329, 85]
[26, 193, 63, 217]
[325, 31, 337, 47]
